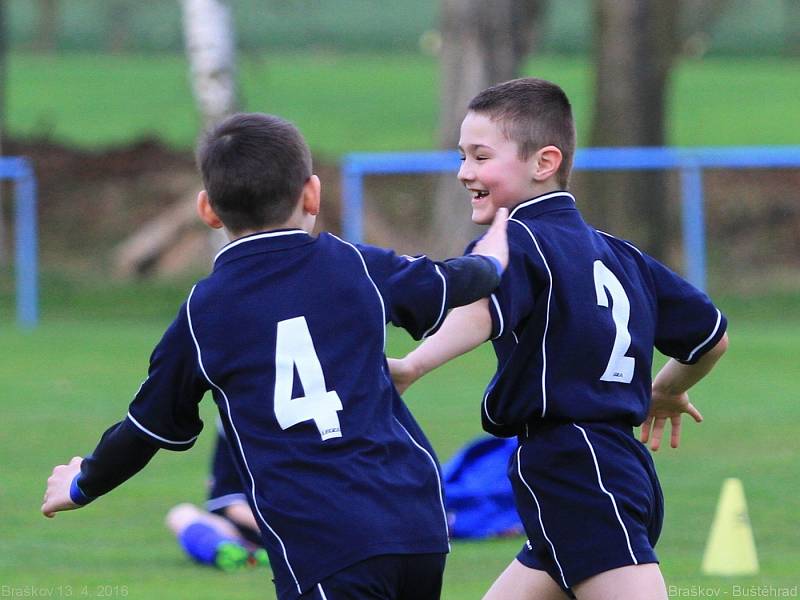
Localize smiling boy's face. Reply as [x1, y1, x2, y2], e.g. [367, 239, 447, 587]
[457, 111, 539, 225]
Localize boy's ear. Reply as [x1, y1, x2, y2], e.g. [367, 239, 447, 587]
[196, 190, 224, 229]
[302, 174, 321, 216]
[532, 145, 563, 183]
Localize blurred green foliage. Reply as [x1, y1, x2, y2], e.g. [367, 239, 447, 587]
[4, 0, 799, 56]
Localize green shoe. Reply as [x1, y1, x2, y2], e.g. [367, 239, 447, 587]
[214, 541, 250, 572]
[248, 548, 270, 568]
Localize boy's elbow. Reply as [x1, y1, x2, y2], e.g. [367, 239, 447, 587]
[712, 332, 729, 358]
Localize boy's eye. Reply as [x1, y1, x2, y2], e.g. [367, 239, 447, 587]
[476, 156, 488, 161]
[458, 155, 466, 161]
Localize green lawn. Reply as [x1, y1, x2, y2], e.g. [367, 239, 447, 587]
[7, 53, 800, 157]
[0, 279, 798, 598]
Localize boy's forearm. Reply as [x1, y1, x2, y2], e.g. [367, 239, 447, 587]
[406, 299, 493, 379]
[75, 420, 160, 502]
[653, 333, 729, 395]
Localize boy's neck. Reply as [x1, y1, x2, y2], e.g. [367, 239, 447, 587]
[511, 182, 565, 209]
[227, 210, 316, 242]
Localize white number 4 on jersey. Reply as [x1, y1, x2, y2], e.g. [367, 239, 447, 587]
[274, 316, 343, 440]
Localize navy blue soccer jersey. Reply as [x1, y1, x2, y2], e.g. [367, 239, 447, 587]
[120, 230, 459, 597]
[469, 192, 727, 436]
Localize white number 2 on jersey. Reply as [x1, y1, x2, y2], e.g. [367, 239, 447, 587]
[593, 260, 635, 384]
[274, 316, 343, 440]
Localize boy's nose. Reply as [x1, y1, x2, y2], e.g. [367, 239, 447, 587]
[457, 161, 473, 183]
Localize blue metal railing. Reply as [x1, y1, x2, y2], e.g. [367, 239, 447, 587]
[1, 157, 38, 327]
[342, 146, 800, 291]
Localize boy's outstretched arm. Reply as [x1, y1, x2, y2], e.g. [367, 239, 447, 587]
[641, 332, 729, 451]
[389, 296, 493, 394]
[388, 209, 506, 393]
[42, 420, 160, 518]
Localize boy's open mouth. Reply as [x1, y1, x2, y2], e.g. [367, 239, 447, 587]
[471, 190, 489, 199]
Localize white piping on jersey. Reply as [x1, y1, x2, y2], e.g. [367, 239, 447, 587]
[186, 285, 302, 594]
[421, 264, 447, 339]
[509, 191, 576, 219]
[126, 411, 199, 446]
[317, 584, 329, 600]
[401, 254, 425, 262]
[483, 293, 509, 426]
[509, 218, 553, 418]
[597, 230, 643, 256]
[206, 493, 248, 512]
[686, 309, 722, 363]
[330, 234, 387, 351]
[214, 229, 307, 263]
[489, 293, 504, 339]
[515, 446, 568, 588]
[329, 237, 450, 547]
[394, 417, 451, 551]
[482, 390, 502, 427]
[572, 424, 638, 565]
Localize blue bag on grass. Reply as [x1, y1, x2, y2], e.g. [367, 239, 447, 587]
[442, 436, 523, 539]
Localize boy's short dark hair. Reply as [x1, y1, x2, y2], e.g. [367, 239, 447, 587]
[468, 78, 576, 188]
[196, 113, 312, 233]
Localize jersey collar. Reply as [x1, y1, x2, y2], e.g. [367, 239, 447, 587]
[214, 229, 313, 266]
[508, 191, 576, 220]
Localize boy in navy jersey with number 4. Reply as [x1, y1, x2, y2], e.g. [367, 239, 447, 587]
[41, 112, 511, 600]
[389, 78, 729, 599]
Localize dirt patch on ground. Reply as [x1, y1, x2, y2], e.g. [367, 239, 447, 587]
[3, 137, 344, 274]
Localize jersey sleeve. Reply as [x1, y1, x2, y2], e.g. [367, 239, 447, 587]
[124, 303, 209, 450]
[645, 255, 728, 364]
[467, 226, 539, 340]
[358, 246, 466, 340]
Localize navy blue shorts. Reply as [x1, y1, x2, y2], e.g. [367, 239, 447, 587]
[295, 553, 447, 600]
[511, 421, 663, 594]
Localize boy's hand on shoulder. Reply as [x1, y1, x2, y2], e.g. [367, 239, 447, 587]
[42, 457, 83, 518]
[640, 389, 703, 451]
[471, 208, 509, 271]
[387, 357, 421, 395]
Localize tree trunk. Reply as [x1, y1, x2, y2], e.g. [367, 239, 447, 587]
[106, 0, 132, 54]
[587, 0, 677, 261]
[180, 0, 240, 129]
[430, 0, 542, 258]
[785, 0, 800, 56]
[34, 0, 58, 53]
[0, 0, 6, 265]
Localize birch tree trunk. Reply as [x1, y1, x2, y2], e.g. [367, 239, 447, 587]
[430, 0, 542, 258]
[181, 0, 240, 129]
[181, 0, 239, 253]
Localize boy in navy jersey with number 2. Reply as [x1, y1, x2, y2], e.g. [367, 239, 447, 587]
[41, 112, 511, 600]
[389, 78, 729, 600]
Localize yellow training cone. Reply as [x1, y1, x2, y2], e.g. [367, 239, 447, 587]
[701, 478, 759, 575]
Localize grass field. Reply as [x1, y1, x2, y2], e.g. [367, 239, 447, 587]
[1, 277, 798, 598]
[8, 53, 800, 157]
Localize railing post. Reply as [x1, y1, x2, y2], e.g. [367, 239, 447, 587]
[680, 161, 706, 291]
[341, 158, 364, 244]
[15, 161, 39, 327]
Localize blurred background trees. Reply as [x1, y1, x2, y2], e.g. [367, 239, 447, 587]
[2, 0, 797, 281]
